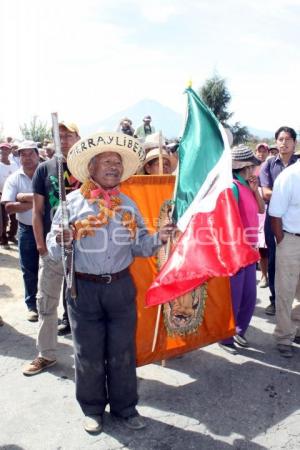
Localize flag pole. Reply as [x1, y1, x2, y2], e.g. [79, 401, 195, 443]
[151, 236, 173, 353]
[158, 130, 163, 175]
[151, 82, 191, 353]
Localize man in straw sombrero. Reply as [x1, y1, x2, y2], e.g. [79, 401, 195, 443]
[45, 132, 174, 434]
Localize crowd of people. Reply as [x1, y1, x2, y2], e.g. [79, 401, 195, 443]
[0, 119, 299, 433]
[218, 128, 300, 358]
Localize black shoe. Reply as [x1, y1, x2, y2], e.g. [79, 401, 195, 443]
[218, 343, 238, 355]
[113, 413, 146, 430]
[233, 334, 249, 348]
[57, 319, 71, 336]
[277, 344, 293, 358]
[27, 310, 39, 322]
[265, 303, 276, 316]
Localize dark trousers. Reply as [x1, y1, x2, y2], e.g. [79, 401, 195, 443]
[18, 223, 39, 311]
[264, 212, 276, 304]
[0, 204, 17, 244]
[67, 274, 138, 418]
[61, 279, 69, 322]
[222, 264, 257, 345]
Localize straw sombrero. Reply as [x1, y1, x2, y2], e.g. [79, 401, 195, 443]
[67, 132, 145, 183]
[138, 148, 177, 174]
[144, 132, 166, 152]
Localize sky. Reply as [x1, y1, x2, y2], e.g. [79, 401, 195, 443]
[0, 0, 300, 138]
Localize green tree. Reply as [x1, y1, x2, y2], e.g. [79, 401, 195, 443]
[230, 122, 251, 145]
[199, 74, 250, 145]
[20, 116, 52, 143]
[200, 74, 233, 124]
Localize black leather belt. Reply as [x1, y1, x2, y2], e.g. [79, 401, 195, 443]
[19, 222, 33, 228]
[75, 268, 129, 284]
[283, 230, 300, 237]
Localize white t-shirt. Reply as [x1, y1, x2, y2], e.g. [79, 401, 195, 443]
[0, 161, 18, 192]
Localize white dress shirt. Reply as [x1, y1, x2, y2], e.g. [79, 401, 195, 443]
[1, 168, 34, 225]
[269, 160, 300, 234]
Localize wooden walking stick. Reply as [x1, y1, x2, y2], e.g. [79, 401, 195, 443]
[51, 112, 77, 299]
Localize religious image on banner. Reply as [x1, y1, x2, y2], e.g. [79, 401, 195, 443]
[121, 175, 235, 367]
[156, 200, 207, 337]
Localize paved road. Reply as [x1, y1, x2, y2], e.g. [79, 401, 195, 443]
[0, 246, 299, 450]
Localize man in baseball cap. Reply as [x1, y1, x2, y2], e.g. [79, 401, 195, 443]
[255, 143, 269, 163]
[58, 122, 80, 135]
[2, 141, 40, 321]
[22, 121, 81, 376]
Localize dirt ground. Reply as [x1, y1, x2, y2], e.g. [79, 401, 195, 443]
[0, 244, 24, 316]
[1, 244, 300, 450]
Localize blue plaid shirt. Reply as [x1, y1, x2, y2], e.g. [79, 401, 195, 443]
[46, 189, 162, 275]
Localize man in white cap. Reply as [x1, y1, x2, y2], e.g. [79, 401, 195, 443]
[46, 132, 174, 433]
[1, 141, 40, 321]
[22, 122, 80, 376]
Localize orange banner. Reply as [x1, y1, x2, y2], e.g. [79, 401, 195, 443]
[121, 175, 235, 366]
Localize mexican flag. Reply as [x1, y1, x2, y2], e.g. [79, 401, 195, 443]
[146, 87, 259, 307]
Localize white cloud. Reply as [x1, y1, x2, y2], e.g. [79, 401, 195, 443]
[239, 0, 300, 21]
[191, 0, 300, 21]
[136, 0, 183, 23]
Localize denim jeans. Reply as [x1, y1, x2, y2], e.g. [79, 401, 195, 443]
[18, 222, 39, 311]
[264, 212, 276, 304]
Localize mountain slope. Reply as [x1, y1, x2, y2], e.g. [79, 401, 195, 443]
[80, 98, 274, 141]
[82, 99, 184, 138]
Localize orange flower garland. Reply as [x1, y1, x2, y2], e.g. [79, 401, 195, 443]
[73, 180, 137, 240]
[121, 210, 138, 239]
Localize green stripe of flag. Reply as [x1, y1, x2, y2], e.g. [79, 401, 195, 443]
[173, 87, 224, 222]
